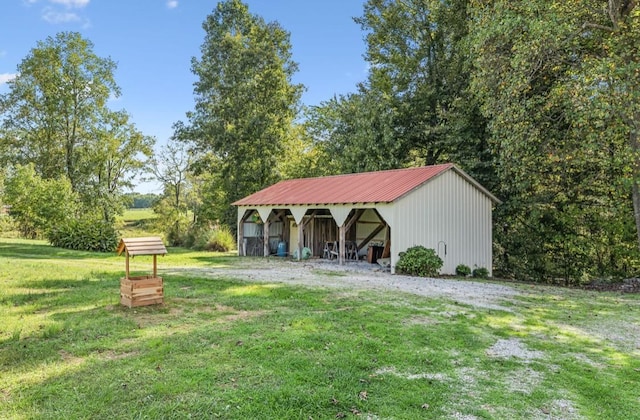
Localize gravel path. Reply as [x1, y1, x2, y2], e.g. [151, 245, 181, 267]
[162, 258, 519, 311]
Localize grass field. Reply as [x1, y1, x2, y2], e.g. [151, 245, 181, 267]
[117, 208, 162, 239]
[1, 238, 640, 419]
[120, 208, 158, 222]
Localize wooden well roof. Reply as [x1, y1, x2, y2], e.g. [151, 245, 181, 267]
[117, 237, 167, 256]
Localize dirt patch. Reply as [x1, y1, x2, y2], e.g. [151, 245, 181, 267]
[374, 367, 449, 381]
[163, 258, 519, 311]
[533, 399, 584, 420]
[402, 315, 441, 326]
[486, 338, 545, 361]
[505, 367, 543, 394]
[58, 350, 84, 366]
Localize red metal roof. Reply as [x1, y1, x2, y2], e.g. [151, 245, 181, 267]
[233, 164, 458, 206]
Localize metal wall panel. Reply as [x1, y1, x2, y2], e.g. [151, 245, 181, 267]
[391, 170, 494, 276]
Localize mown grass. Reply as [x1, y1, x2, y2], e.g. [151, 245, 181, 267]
[1, 238, 640, 419]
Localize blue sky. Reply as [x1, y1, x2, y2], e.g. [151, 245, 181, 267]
[0, 0, 369, 191]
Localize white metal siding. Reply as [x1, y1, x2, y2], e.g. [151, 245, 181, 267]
[391, 170, 493, 276]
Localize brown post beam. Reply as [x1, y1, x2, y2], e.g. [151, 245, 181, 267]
[339, 224, 346, 265]
[297, 219, 304, 261]
[344, 209, 364, 232]
[357, 222, 386, 250]
[153, 254, 157, 278]
[263, 218, 270, 257]
[238, 211, 250, 256]
[125, 251, 130, 279]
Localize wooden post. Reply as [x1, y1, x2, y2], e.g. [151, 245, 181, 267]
[339, 224, 346, 265]
[263, 219, 270, 257]
[153, 254, 157, 278]
[297, 219, 304, 261]
[125, 251, 130, 279]
[238, 217, 245, 256]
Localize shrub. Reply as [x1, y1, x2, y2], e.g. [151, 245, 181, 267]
[48, 218, 119, 252]
[192, 225, 236, 252]
[455, 264, 471, 277]
[0, 215, 19, 237]
[472, 267, 490, 278]
[395, 245, 443, 277]
[3, 164, 78, 239]
[161, 216, 191, 247]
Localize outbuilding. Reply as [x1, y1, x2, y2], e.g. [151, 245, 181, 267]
[233, 163, 500, 275]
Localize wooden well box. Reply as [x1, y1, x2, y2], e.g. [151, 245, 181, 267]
[117, 237, 167, 308]
[120, 275, 164, 308]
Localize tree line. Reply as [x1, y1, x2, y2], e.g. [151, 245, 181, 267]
[1, 0, 639, 283]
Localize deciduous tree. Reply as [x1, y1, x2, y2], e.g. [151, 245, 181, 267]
[0, 32, 154, 222]
[175, 0, 303, 229]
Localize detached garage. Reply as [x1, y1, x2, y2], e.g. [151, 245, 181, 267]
[233, 163, 500, 275]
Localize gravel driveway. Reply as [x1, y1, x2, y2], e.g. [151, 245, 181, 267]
[163, 258, 519, 311]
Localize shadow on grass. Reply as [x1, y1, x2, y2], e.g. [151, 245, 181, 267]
[0, 240, 114, 261]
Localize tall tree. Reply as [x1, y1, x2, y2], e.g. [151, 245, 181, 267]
[175, 0, 303, 229]
[0, 32, 117, 185]
[305, 91, 403, 174]
[468, 0, 640, 281]
[354, 0, 493, 185]
[0, 32, 153, 221]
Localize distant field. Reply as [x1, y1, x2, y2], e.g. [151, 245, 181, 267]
[120, 208, 157, 221]
[118, 208, 162, 238]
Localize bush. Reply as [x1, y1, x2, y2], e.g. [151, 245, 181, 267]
[160, 216, 191, 247]
[48, 218, 119, 252]
[455, 264, 471, 277]
[3, 164, 78, 239]
[472, 267, 489, 278]
[0, 215, 19, 237]
[192, 225, 236, 252]
[396, 245, 443, 277]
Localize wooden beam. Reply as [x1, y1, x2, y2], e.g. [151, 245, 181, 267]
[263, 219, 270, 257]
[153, 255, 157, 278]
[344, 209, 364, 232]
[272, 209, 287, 222]
[301, 210, 318, 229]
[125, 251, 130, 279]
[339, 224, 346, 265]
[297, 220, 304, 261]
[382, 226, 391, 258]
[357, 222, 386, 250]
[238, 211, 251, 256]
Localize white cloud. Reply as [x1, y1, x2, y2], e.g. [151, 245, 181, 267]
[42, 7, 81, 23]
[0, 73, 17, 85]
[167, 1, 178, 9]
[49, 0, 90, 8]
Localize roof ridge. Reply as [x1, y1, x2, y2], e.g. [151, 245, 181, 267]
[277, 163, 454, 183]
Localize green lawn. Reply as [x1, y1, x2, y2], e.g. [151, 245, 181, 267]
[1, 238, 639, 419]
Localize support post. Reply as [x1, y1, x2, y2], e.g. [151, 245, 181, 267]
[125, 251, 130, 279]
[153, 254, 157, 278]
[263, 219, 270, 257]
[297, 219, 304, 261]
[238, 216, 246, 257]
[339, 224, 346, 265]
